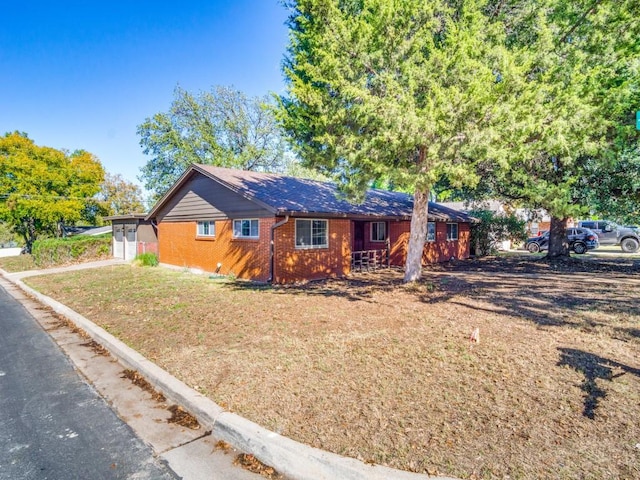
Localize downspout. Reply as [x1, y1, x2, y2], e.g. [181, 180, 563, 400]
[268, 215, 290, 283]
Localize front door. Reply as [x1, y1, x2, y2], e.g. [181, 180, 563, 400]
[353, 221, 365, 251]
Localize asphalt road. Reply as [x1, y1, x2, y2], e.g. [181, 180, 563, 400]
[0, 284, 179, 480]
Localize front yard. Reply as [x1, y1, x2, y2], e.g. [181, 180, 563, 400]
[23, 256, 640, 479]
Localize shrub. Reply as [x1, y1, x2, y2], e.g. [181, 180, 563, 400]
[469, 210, 527, 256]
[134, 252, 159, 267]
[32, 236, 111, 268]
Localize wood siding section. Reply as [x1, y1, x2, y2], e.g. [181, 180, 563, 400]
[156, 172, 272, 222]
[136, 222, 157, 243]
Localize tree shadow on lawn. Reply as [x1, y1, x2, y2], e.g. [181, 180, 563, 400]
[557, 348, 640, 419]
[418, 273, 639, 332]
[226, 268, 406, 303]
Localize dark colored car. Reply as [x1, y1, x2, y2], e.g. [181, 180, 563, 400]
[577, 220, 640, 253]
[525, 228, 599, 254]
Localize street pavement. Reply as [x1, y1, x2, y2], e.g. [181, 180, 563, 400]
[0, 283, 178, 480]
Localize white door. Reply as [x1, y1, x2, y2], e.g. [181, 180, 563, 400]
[113, 226, 124, 259]
[125, 226, 137, 260]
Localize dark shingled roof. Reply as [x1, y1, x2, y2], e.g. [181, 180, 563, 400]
[151, 164, 474, 223]
[198, 164, 474, 221]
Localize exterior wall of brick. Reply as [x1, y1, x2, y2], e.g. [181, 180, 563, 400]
[389, 220, 471, 266]
[136, 241, 158, 256]
[158, 217, 470, 283]
[361, 221, 390, 251]
[273, 217, 351, 284]
[158, 218, 274, 282]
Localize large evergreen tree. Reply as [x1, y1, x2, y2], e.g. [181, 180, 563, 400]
[482, 0, 640, 256]
[279, 0, 524, 281]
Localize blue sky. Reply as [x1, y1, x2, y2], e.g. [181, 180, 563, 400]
[0, 1, 290, 188]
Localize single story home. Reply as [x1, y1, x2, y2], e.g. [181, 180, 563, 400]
[105, 214, 158, 261]
[141, 164, 474, 283]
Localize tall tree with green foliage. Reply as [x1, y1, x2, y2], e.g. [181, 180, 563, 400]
[137, 85, 289, 200]
[480, 0, 640, 256]
[278, 0, 527, 281]
[0, 132, 104, 251]
[574, 145, 640, 224]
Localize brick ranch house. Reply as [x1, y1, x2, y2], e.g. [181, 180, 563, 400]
[128, 164, 474, 283]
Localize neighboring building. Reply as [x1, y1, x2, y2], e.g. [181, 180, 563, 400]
[62, 225, 112, 237]
[105, 214, 158, 261]
[139, 164, 474, 283]
[442, 200, 551, 248]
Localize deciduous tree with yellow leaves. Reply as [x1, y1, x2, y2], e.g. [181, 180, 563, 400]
[0, 132, 105, 252]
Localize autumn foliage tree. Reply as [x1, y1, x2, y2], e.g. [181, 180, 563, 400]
[96, 173, 145, 216]
[0, 132, 105, 252]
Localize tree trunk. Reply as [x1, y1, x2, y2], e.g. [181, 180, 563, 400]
[547, 216, 570, 258]
[21, 217, 37, 254]
[403, 188, 429, 283]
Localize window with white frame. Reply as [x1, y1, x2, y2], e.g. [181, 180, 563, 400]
[426, 222, 436, 242]
[370, 221, 386, 242]
[233, 219, 259, 238]
[446, 223, 458, 241]
[295, 219, 328, 248]
[197, 221, 215, 237]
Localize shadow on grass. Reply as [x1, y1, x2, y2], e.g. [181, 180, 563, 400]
[557, 348, 640, 419]
[223, 268, 406, 303]
[222, 256, 639, 326]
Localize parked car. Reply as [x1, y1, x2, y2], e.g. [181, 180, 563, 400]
[525, 228, 599, 254]
[576, 220, 640, 253]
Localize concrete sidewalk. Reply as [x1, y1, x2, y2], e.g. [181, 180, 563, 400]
[4, 258, 129, 280]
[1, 260, 458, 480]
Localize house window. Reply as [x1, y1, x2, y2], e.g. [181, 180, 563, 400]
[370, 222, 386, 242]
[295, 219, 328, 249]
[426, 222, 436, 242]
[233, 219, 259, 238]
[197, 221, 215, 237]
[447, 223, 458, 241]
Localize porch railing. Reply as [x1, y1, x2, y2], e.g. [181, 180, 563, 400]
[351, 249, 390, 272]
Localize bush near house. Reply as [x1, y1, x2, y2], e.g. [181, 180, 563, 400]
[133, 252, 159, 267]
[31, 235, 111, 268]
[470, 210, 527, 256]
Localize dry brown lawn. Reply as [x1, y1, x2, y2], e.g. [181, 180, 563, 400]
[24, 255, 640, 479]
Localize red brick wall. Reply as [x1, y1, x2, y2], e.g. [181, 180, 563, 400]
[389, 221, 471, 266]
[273, 218, 351, 284]
[362, 221, 389, 251]
[158, 219, 274, 281]
[136, 241, 158, 256]
[158, 217, 469, 283]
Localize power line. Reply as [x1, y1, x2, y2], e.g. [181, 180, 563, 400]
[0, 193, 101, 201]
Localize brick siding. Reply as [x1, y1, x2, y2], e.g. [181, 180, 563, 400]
[273, 218, 351, 284]
[158, 219, 274, 282]
[389, 220, 470, 266]
[158, 217, 470, 283]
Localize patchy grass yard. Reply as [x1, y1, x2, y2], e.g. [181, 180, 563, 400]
[0, 254, 36, 272]
[25, 256, 640, 479]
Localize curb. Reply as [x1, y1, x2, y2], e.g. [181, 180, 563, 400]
[3, 268, 457, 480]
